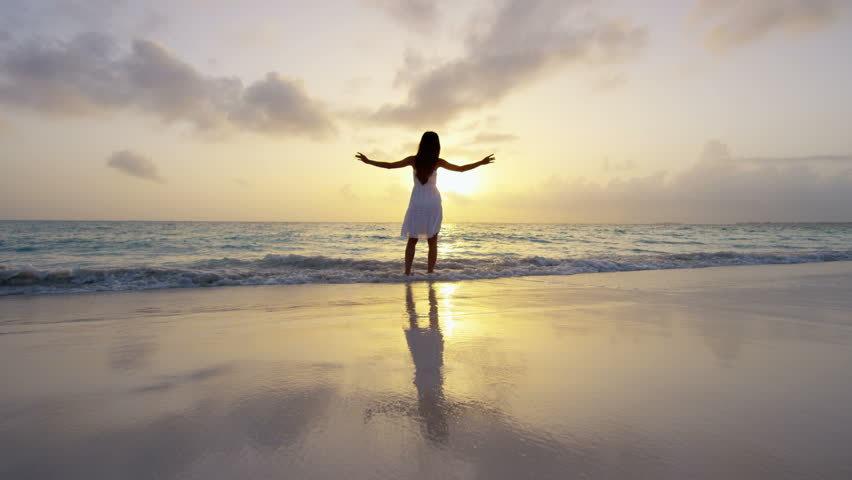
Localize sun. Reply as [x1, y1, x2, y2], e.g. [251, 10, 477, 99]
[439, 172, 480, 196]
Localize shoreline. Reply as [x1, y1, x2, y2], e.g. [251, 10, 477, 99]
[3, 256, 852, 298]
[3, 260, 852, 326]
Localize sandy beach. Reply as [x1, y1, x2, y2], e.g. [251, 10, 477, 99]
[2, 262, 852, 479]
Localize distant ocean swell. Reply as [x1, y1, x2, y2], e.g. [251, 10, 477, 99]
[3, 250, 852, 296]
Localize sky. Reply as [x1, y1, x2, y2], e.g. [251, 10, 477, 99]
[2, 0, 852, 223]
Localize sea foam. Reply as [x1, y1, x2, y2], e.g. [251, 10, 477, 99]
[3, 250, 852, 295]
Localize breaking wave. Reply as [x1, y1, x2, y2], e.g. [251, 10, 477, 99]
[2, 250, 852, 296]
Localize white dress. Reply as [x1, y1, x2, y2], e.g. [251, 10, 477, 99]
[401, 169, 442, 239]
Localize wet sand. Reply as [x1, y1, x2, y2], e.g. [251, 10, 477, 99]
[2, 262, 852, 479]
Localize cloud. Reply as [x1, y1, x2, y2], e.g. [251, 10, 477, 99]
[489, 141, 852, 223]
[693, 0, 848, 51]
[741, 154, 852, 164]
[601, 157, 636, 172]
[343, 76, 371, 95]
[364, 0, 439, 33]
[471, 132, 518, 143]
[371, 0, 647, 127]
[1, 0, 116, 32]
[230, 73, 335, 136]
[0, 33, 334, 138]
[106, 150, 164, 183]
[592, 71, 628, 91]
[1, 1, 166, 39]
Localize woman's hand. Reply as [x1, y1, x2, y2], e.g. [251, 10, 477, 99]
[355, 152, 370, 163]
[480, 154, 495, 165]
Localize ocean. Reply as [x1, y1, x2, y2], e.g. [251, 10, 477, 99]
[1, 221, 852, 295]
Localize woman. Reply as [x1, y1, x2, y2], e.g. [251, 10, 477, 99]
[356, 131, 494, 275]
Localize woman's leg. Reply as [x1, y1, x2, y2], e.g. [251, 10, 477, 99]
[427, 235, 438, 273]
[405, 237, 418, 275]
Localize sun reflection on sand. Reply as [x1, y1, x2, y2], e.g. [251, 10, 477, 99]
[438, 283, 458, 337]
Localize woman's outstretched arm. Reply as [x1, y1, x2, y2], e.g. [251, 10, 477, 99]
[356, 153, 414, 169]
[439, 154, 495, 172]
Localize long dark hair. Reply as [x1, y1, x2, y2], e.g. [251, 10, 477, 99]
[414, 131, 440, 185]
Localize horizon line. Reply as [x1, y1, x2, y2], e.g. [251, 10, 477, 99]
[2, 218, 852, 226]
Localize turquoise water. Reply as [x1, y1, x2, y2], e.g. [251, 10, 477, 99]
[2, 221, 852, 295]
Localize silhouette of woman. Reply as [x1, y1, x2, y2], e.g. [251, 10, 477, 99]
[357, 132, 494, 275]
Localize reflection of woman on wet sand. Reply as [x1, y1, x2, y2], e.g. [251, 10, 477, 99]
[364, 284, 569, 473]
[404, 283, 448, 442]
